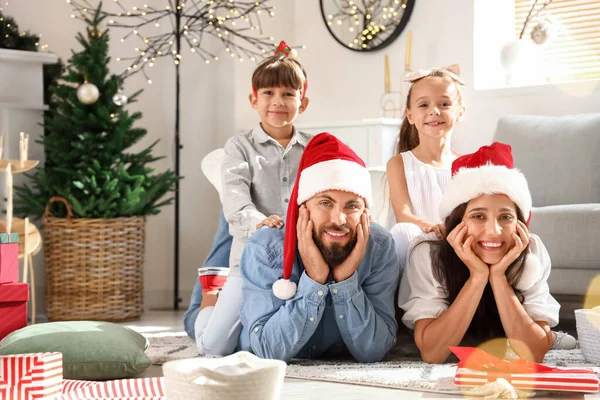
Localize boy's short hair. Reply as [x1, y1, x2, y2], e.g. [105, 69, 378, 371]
[252, 55, 307, 92]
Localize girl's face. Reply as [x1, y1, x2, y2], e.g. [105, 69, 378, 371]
[463, 194, 519, 265]
[405, 76, 464, 141]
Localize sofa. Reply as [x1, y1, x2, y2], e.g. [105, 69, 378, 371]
[493, 114, 600, 318]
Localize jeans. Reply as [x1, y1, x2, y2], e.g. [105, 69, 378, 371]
[183, 210, 233, 338]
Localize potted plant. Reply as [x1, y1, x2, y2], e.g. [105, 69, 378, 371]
[15, 8, 179, 321]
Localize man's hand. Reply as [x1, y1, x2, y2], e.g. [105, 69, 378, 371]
[256, 215, 284, 229]
[489, 220, 530, 279]
[297, 205, 329, 284]
[333, 209, 371, 282]
[446, 221, 489, 280]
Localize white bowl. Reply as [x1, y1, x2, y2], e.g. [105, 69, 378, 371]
[575, 308, 600, 365]
[162, 351, 287, 400]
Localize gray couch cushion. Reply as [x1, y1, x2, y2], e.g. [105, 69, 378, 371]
[530, 204, 600, 270]
[494, 114, 600, 207]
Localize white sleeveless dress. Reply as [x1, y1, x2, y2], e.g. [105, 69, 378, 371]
[389, 151, 452, 272]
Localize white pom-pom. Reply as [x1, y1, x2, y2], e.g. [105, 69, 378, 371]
[272, 278, 297, 300]
[290, 48, 298, 58]
[516, 255, 541, 291]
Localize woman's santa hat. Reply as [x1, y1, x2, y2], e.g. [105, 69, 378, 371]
[439, 142, 532, 223]
[272, 133, 372, 300]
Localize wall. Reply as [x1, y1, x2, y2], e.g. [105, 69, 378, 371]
[7, 0, 600, 310]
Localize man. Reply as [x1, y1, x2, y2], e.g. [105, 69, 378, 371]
[239, 133, 400, 362]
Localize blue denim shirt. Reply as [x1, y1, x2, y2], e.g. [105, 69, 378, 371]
[240, 222, 400, 363]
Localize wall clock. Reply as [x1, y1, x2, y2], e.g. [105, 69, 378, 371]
[320, 0, 415, 52]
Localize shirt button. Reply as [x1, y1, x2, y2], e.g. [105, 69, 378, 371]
[283, 177, 288, 182]
[309, 317, 315, 322]
[332, 289, 338, 294]
[254, 327, 260, 333]
[339, 314, 344, 319]
[317, 290, 324, 296]
[283, 155, 287, 160]
[284, 198, 289, 203]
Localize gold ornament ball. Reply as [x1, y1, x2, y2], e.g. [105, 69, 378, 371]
[77, 82, 100, 104]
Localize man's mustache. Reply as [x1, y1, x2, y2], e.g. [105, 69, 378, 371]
[321, 224, 350, 233]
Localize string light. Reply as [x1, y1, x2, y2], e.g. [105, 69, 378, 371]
[66, 0, 295, 86]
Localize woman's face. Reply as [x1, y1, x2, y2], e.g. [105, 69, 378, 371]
[463, 194, 519, 265]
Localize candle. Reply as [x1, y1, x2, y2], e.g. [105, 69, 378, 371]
[19, 132, 24, 162]
[384, 54, 391, 93]
[6, 163, 12, 234]
[405, 31, 412, 72]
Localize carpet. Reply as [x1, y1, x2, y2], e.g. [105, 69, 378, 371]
[141, 332, 600, 395]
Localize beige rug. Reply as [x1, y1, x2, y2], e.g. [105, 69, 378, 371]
[142, 332, 600, 395]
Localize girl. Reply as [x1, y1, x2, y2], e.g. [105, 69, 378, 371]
[398, 143, 561, 363]
[385, 64, 465, 270]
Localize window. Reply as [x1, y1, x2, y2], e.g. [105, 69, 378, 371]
[515, 0, 600, 82]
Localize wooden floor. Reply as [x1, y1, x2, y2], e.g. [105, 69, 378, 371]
[120, 310, 591, 400]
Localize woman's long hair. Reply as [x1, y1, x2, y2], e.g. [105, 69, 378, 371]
[420, 202, 529, 343]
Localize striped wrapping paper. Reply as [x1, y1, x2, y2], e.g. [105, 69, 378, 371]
[450, 346, 600, 393]
[455, 367, 600, 393]
[62, 377, 165, 399]
[0, 352, 63, 399]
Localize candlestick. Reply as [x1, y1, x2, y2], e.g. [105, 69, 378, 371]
[405, 31, 412, 71]
[384, 54, 391, 93]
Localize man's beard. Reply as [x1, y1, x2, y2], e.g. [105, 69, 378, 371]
[313, 224, 357, 268]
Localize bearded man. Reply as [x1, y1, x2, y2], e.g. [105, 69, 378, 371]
[239, 133, 400, 362]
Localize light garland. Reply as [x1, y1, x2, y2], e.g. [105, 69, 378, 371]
[67, 0, 283, 84]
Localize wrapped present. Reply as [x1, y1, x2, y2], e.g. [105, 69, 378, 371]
[0, 282, 29, 340]
[450, 346, 600, 393]
[0, 352, 63, 399]
[62, 377, 165, 399]
[0, 233, 19, 284]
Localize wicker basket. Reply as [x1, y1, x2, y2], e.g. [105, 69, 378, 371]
[575, 308, 600, 365]
[43, 196, 146, 321]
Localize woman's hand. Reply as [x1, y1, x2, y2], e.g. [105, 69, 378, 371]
[446, 221, 489, 279]
[489, 220, 530, 278]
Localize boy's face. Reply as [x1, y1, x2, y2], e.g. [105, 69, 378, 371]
[249, 86, 309, 134]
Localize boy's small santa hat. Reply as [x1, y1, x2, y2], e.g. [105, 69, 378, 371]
[272, 133, 372, 300]
[439, 142, 532, 223]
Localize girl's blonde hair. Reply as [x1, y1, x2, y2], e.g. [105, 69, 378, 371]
[396, 71, 464, 154]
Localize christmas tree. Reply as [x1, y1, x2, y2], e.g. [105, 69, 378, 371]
[15, 7, 178, 218]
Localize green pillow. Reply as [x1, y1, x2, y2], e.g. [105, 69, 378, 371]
[0, 321, 151, 380]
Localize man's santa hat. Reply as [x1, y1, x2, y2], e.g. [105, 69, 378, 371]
[439, 142, 541, 290]
[439, 142, 532, 223]
[272, 133, 372, 300]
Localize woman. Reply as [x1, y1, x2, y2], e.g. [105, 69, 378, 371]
[398, 142, 560, 364]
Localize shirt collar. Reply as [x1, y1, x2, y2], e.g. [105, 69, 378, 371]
[251, 125, 311, 148]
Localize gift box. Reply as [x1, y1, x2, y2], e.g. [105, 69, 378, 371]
[0, 352, 63, 399]
[0, 282, 29, 340]
[62, 377, 165, 399]
[0, 233, 19, 284]
[451, 346, 600, 393]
